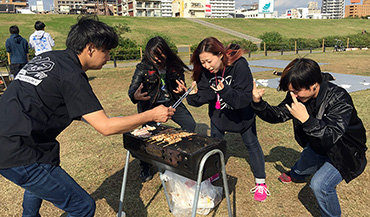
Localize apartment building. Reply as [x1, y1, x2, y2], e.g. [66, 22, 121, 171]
[345, 0, 370, 17]
[172, 0, 234, 18]
[117, 0, 162, 16]
[0, 0, 28, 13]
[209, 0, 234, 18]
[321, 0, 344, 19]
[161, 0, 172, 17]
[172, 0, 206, 17]
[117, 0, 234, 17]
[54, 0, 116, 15]
[117, 0, 128, 15]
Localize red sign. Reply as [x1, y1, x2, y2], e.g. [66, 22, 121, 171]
[350, 0, 360, 3]
[205, 4, 211, 13]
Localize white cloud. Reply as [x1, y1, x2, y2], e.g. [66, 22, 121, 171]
[275, 0, 310, 8]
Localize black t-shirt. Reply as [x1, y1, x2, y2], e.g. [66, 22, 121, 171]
[0, 49, 103, 169]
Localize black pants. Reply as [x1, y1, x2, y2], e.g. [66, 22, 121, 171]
[10, 63, 26, 77]
[211, 121, 266, 179]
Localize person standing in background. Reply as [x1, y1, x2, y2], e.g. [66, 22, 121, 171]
[5, 25, 29, 78]
[29, 21, 55, 55]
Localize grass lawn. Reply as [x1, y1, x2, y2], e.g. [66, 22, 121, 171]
[1, 14, 370, 50]
[0, 50, 369, 216]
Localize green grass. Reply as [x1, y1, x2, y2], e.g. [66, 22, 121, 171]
[0, 49, 369, 217]
[0, 14, 369, 216]
[1, 14, 370, 50]
[201, 18, 370, 39]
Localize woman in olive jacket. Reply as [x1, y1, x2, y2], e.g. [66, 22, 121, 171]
[128, 36, 195, 181]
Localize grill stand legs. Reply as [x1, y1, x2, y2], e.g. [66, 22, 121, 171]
[190, 149, 232, 217]
[117, 149, 232, 217]
[117, 150, 130, 217]
[158, 168, 173, 212]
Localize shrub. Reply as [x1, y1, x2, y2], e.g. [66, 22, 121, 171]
[347, 33, 370, 48]
[190, 43, 198, 53]
[110, 23, 141, 60]
[110, 46, 141, 60]
[0, 46, 36, 62]
[287, 38, 321, 50]
[0, 46, 7, 61]
[224, 39, 258, 52]
[259, 31, 285, 50]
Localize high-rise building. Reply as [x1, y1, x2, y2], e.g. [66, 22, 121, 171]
[54, 0, 116, 15]
[36, 0, 44, 12]
[209, 0, 234, 18]
[321, 0, 345, 19]
[161, 0, 172, 17]
[345, 0, 370, 17]
[117, 0, 162, 16]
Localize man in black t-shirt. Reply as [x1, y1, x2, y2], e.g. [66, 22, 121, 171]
[0, 17, 175, 217]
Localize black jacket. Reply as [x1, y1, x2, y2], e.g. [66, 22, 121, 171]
[128, 60, 186, 113]
[252, 81, 367, 183]
[187, 57, 255, 133]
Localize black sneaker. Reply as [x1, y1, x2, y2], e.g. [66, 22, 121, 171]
[140, 166, 153, 182]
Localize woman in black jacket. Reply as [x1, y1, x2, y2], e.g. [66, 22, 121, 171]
[128, 36, 196, 181]
[187, 37, 270, 202]
[252, 58, 367, 217]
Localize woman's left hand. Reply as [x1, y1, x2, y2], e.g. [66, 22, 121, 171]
[210, 79, 224, 91]
[173, 80, 187, 94]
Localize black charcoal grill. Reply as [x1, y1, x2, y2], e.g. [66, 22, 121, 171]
[118, 125, 232, 217]
[123, 125, 226, 181]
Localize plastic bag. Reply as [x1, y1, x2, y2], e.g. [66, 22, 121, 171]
[160, 170, 223, 217]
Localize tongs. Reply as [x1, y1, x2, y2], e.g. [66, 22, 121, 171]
[172, 85, 194, 109]
[157, 83, 195, 125]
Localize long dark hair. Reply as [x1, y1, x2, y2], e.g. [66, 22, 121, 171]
[143, 36, 189, 73]
[191, 37, 244, 81]
[278, 58, 322, 91]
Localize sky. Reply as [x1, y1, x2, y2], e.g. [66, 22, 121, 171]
[32, 0, 354, 16]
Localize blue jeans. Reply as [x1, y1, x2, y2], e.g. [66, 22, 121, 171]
[211, 121, 266, 179]
[0, 163, 95, 217]
[290, 145, 343, 217]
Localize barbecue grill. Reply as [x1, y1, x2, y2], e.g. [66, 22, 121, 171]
[118, 125, 232, 217]
[124, 125, 226, 181]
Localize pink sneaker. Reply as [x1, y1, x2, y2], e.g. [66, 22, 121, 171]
[250, 184, 271, 202]
[208, 173, 220, 183]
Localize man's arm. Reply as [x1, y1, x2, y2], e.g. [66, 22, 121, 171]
[82, 105, 175, 136]
[47, 33, 55, 47]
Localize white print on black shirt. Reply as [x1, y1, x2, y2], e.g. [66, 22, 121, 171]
[209, 75, 233, 110]
[15, 56, 54, 86]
